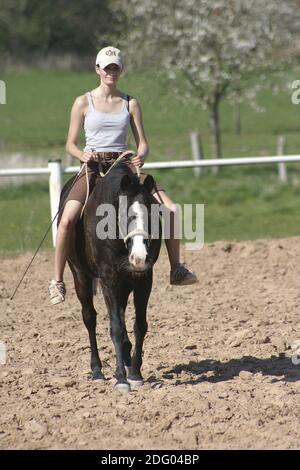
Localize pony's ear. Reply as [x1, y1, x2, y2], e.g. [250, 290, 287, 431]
[143, 175, 155, 193]
[120, 174, 132, 191]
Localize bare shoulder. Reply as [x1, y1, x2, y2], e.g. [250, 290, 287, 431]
[127, 96, 142, 114]
[73, 94, 89, 109]
[128, 96, 138, 106]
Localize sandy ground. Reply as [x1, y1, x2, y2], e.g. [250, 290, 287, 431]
[1, 238, 300, 450]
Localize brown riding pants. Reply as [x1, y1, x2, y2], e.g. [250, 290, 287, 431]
[65, 160, 163, 205]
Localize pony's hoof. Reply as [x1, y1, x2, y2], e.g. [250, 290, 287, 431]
[114, 382, 131, 394]
[127, 378, 144, 389]
[92, 371, 105, 382]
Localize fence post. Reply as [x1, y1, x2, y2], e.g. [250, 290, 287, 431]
[190, 131, 203, 177]
[277, 135, 287, 183]
[48, 160, 62, 247]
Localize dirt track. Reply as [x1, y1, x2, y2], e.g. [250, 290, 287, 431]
[1, 238, 300, 450]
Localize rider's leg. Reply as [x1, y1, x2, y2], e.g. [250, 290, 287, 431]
[152, 190, 198, 285]
[54, 200, 83, 281]
[49, 200, 83, 305]
[152, 190, 179, 270]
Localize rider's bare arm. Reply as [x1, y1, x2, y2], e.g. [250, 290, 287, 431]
[129, 98, 149, 167]
[65, 95, 95, 163]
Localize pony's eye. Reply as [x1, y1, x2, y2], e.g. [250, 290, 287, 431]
[126, 238, 132, 250]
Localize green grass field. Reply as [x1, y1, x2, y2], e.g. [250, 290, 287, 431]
[1, 164, 300, 254]
[1, 69, 300, 157]
[1, 69, 300, 253]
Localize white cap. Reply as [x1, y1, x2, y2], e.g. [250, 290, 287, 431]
[95, 46, 123, 70]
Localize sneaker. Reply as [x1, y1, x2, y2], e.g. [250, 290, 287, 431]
[170, 263, 198, 286]
[49, 280, 66, 305]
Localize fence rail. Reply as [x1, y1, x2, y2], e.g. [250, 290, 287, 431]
[1, 155, 300, 246]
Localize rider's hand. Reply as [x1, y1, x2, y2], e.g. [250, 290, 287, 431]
[131, 154, 145, 168]
[80, 150, 96, 163]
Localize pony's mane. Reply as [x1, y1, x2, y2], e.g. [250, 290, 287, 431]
[98, 162, 141, 204]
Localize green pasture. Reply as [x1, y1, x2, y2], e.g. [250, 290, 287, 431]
[1, 69, 300, 158]
[0, 69, 300, 253]
[1, 164, 300, 254]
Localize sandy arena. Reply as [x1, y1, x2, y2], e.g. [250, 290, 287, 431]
[1, 238, 300, 450]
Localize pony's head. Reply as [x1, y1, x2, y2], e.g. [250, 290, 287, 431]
[118, 170, 158, 273]
[94, 162, 161, 274]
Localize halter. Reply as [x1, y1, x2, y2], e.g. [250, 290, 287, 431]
[122, 228, 150, 245]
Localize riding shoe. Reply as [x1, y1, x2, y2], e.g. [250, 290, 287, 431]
[170, 263, 198, 286]
[49, 280, 66, 305]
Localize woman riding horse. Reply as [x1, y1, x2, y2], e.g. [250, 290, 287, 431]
[49, 46, 198, 305]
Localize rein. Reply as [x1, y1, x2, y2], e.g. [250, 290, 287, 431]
[80, 150, 140, 218]
[82, 150, 149, 245]
[102, 151, 148, 244]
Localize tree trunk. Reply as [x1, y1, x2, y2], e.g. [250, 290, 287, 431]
[235, 102, 241, 135]
[209, 98, 222, 174]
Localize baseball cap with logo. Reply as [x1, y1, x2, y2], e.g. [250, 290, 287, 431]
[95, 46, 123, 70]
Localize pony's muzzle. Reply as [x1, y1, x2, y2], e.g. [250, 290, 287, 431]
[129, 253, 148, 271]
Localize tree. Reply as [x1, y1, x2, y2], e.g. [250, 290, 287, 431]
[0, 0, 115, 65]
[112, 0, 299, 159]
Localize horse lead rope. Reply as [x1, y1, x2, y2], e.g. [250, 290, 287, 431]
[10, 164, 90, 300]
[10, 150, 142, 300]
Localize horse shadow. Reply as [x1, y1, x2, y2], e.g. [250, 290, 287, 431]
[154, 355, 300, 385]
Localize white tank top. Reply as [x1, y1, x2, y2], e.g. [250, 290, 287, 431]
[83, 92, 130, 152]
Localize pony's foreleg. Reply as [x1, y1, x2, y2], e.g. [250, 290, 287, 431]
[120, 283, 133, 370]
[129, 272, 153, 387]
[102, 285, 130, 393]
[70, 266, 104, 381]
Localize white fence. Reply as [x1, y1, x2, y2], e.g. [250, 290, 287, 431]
[1, 155, 300, 247]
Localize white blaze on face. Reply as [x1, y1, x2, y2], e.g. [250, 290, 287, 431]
[129, 201, 147, 270]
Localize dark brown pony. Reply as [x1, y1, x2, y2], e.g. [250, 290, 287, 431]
[59, 162, 161, 392]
